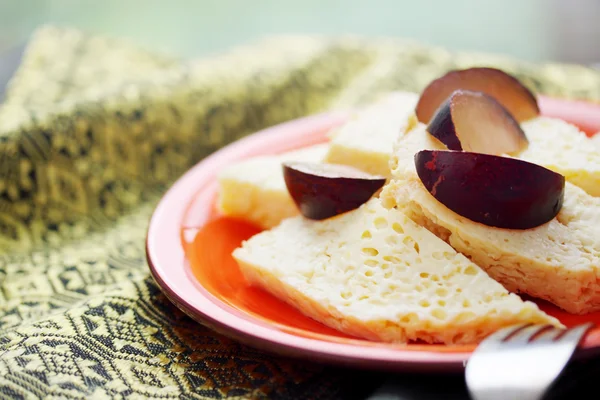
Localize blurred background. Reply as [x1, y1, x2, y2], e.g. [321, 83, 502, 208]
[0, 0, 599, 65]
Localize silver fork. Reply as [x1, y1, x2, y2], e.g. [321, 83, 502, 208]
[465, 322, 595, 400]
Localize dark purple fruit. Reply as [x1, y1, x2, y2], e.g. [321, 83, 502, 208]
[427, 90, 528, 155]
[416, 67, 540, 124]
[414, 150, 565, 229]
[283, 162, 386, 220]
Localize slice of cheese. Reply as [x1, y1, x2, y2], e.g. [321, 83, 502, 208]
[381, 123, 600, 314]
[216, 144, 328, 229]
[520, 117, 600, 196]
[323, 91, 419, 177]
[233, 198, 560, 345]
[216, 91, 419, 229]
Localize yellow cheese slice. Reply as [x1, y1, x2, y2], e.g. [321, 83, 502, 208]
[381, 123, 600, 314]
[216, 91, 419, 228]
[323, 91, 419, 177]
[233, 198, 560, 345]
[216, 144, 328, 229]
[520, 117, 600, 196]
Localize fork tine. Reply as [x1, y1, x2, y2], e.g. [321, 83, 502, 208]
[556, 322, 595, 343]
[473, 323, 530, 352]
[532, 325, 562, 341]
[508, 324, 556, 344]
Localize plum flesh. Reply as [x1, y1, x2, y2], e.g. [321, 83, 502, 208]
[427, 90, 528, 155]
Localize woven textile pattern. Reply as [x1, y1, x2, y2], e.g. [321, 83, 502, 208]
[0, 26, 599, 399]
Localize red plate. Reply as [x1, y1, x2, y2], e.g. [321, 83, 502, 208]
[146, 96, 600, 372]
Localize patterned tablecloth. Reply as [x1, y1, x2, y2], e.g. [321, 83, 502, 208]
[0, 26, 600, 400]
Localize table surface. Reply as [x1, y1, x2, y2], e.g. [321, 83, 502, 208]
[1, 0, 599, 65]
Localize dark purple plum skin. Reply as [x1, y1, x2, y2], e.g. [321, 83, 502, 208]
[426, 96, 462, 150]
[283, 163, 386, 220]
[415, 67, 540, 124]
[414, 150, 565, 229]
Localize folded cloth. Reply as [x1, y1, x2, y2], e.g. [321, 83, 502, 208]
[0, 25, 599, 399]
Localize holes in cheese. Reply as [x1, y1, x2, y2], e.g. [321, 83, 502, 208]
[232, 198, 560, 344]
[384, 122, 600, 314]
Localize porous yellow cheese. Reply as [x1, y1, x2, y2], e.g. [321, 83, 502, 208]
[520, 117, 600, 196]
[381, 123, 600, 314]
[216, 91, 419, 228]
[216, 144, 328, 229]
[233, 198, 560, 345]
[323, 91, 419, 177]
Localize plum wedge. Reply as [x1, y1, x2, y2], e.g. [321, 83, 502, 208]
[414, 150, 565, 229]
[416, 67, 540, 124]
[427, 90, 528, 155]
[283, 162, 386, 220]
